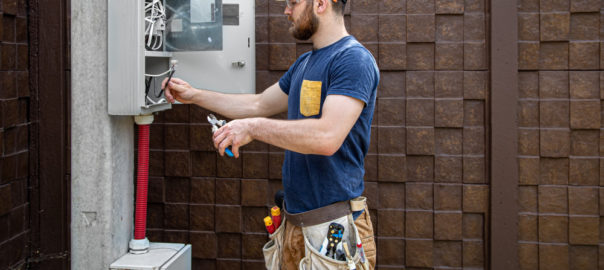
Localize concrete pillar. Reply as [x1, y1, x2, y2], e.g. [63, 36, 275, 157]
[71, 1, 134, 269]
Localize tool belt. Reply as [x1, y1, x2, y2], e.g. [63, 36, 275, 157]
[262, 217, 286, 270]
[284, 197, 367, 227]
[263, 197, 371, 270]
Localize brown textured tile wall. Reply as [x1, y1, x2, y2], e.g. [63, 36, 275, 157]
[0, 0, 30, 269]
[149, 0, 489, 268]
[518, 0, 604, 269]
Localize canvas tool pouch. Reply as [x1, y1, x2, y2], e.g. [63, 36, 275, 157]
[286, 197, 369, 270]
[262, 216, 286, 270]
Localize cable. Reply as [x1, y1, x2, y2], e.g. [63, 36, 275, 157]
[144, 68, 172, 77]
[146, 95, 166, 105]
[145, 0, 166, 51]
[157, 65, 175, 98]
[144, 65, 174, 105]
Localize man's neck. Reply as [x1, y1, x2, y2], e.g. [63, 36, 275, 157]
[310, 19, 349, 50]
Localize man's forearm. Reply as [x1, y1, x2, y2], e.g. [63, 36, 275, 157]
[191, 88, 259, 119]
[212, 94, 363, 157]
[248, 117, 343, 156]
[190, 82, 287, 120]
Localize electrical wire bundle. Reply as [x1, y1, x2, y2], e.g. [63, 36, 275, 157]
[144, 0, 166, 51]
[144, 64, 175, 105]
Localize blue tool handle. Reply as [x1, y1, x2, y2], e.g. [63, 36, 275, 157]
[225, 148, 234, 157]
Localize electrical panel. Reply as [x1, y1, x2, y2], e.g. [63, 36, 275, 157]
[108, 0, 255, 116]
[110, 243, 192, 270]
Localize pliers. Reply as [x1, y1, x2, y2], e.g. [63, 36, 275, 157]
[207, 114, 234, 157]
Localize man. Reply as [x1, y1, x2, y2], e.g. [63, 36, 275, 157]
[163, 0, 379, 268]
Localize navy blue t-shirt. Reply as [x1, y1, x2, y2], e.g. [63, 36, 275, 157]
[278, 36, 379, 214]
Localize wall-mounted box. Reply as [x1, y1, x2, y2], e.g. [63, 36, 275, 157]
[110, 243, 192, 270]
[167, 0, 256, 94]
[108, 0, 255, 116]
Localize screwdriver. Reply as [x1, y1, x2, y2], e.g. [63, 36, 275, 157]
[264, 216, 275, 234]
[342, 241, 356, 270]
[356, 233, 370, 269]
[271, 206, 281, 229]
[159, 64, 175, 98]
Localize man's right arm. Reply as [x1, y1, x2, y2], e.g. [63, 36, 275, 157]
[163, 78, 288, 119]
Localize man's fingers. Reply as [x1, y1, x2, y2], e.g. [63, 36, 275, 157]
[162, 77, 189, 103]
[231, 143, 240, 158]
[164, 84, 175, 103]
[162, 79, 179, 103]
[162, 77, 185, 88]
[169, 77, 186, 85]
[167, 82, 188, 103]
[213, 127, 228, 149]
[169, 81, 187, 92]
[213, 123, 246, 158]
[218, 137, 233, 157]
[161, 77, 167, 89]
[213, 126, 232, 156]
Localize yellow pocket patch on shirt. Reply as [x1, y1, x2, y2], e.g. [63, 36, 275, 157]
[300, 80, 322, 117]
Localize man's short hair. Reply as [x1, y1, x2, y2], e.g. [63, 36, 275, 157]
[332, 0, 347, 15]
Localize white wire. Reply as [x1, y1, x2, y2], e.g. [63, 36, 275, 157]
[144, 0, 168, 105]
[144, 67, 173, 77]
[147, 95, 167, 105]
[145, 64, 175, 104]
[145, 0, 166, 51]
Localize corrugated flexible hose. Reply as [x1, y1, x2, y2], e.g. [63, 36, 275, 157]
[134, 124, 150, 240]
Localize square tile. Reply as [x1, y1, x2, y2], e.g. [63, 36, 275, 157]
[538, 185, 567, 213]
[406, 183, 433, 209]
[407, 71, 434, 97]
[540, 13, 570, 41]
[406, 99, 434, 126]
[538, 215, 568, 242]
[407, 127, 435, 155]
[539, 42, 569, 69]
[435, 184, 462, 210]
[539, 158, 568, 185]
[406, 211, 433, 238]
[435, 71, 463, 98]
[407, 155, 435, 182]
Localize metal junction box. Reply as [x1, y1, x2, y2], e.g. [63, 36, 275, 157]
[108, 0, 255, 115]
[110, 243, 192, 270]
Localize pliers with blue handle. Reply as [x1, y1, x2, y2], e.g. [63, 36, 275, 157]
[207, 114, 234, 157]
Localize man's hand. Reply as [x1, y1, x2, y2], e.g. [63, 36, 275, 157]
[212, 118, 255, 158]
[161, 77, 198, 104]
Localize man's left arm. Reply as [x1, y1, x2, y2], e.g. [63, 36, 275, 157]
[212, 94, 364, 158]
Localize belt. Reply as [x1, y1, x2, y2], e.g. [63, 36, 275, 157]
[284, 197, 367, 227]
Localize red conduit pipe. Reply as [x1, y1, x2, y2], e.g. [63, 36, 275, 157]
[134, 123, 150, 240]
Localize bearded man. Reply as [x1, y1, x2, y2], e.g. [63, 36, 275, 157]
[164, 0, 379, 268]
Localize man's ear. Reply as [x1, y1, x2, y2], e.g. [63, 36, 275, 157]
[315, 0, 328, 14]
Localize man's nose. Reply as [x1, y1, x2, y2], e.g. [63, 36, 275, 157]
[284, 5, 292, 15]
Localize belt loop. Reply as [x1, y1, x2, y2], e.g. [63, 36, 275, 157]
[349, 196, 366, 212]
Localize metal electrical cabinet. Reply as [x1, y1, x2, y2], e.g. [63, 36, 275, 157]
[108, 0, 255, 116]
[110, 243, 192, 270]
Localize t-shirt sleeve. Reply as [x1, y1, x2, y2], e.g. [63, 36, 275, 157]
[278, 65, 294, 95]
[327, 48, 379, 105]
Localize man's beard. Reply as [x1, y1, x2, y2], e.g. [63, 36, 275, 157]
[289, 3, 319, 40]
